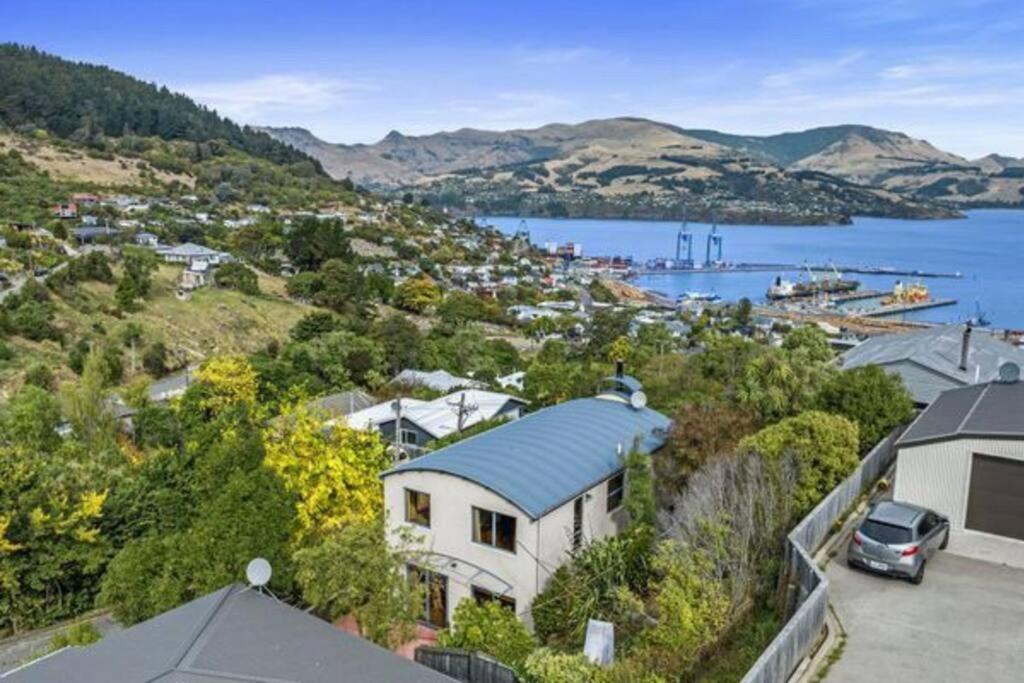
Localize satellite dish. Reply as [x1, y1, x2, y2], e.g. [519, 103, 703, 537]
[246, 558, 272, 587]
[629, 390, 648, 410]
[998, 362, 1021, 384]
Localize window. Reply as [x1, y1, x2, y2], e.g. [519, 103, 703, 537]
[408, 565, 447, 627]
[573, 496, 584, 550]
[860, 520, 912, 544]
[400, 429, 419, 446]
[405, 489, 431, 527]
[472, 586, 516, 612]
[607, 472, 625, 512]
[472, 507, 516, 553]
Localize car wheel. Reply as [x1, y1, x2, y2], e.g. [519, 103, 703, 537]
[939, 528, 949, 550]
[910, 562, 925, 585]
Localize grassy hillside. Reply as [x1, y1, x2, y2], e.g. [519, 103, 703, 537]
[0, 264, 315, 397]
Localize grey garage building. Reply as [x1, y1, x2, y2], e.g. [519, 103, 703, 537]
[894, 364, 1024, 567]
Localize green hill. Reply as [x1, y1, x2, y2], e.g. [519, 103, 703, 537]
[0, 44, 316, 170]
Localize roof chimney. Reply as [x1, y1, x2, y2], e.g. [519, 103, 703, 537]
[959, 325, 972, 372]
[615, 359, 625, 378]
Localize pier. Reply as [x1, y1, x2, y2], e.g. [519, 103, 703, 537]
[634, 263, 962, 278]
[856, 298, 958, 317]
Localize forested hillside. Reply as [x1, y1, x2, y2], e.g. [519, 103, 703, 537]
[0, 44, 317, 170]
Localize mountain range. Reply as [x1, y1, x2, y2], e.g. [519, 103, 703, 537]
[263, 119, 1024, 224]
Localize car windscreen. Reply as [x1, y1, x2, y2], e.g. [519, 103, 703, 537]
[860, 519, 913, 544]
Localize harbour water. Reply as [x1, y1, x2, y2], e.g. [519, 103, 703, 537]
[486, 210, 1024, 329]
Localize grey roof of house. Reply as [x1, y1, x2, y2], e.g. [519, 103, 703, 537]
[1, 584, 452, 683]
[148, 365, 199, 402]
[384, 390, 671, 519]
[309, 389, 376, 416]
[72, 226, 119, 238]
[898, 379, 1024, 447]
[160, 242, 228, 257]
[840, 325, 1024, 403]
[392, 369, 484, 392]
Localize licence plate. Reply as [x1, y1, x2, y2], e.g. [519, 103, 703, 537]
[868, 560, 888, 571]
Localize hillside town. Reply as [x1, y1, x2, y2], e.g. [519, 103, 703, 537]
[3, 7, 1024, 683]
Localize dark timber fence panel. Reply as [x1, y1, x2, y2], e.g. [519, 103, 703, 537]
[741, 428, 902, 683]
[415, 646, 518, 683]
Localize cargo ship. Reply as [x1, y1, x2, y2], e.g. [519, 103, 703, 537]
[881, 280, 929, 306]
[766, 274, 859, 301]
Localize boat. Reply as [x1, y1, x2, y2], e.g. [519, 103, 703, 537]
[881, 280, 930, 306]
[966, 301, 991, 327]
[766, 274, 859, 301]
[678, 290, 721, 303]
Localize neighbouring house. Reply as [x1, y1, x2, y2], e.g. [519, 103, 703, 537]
[71, 226, 120, 245]
[135, 232, 160, 247]
[894, 362, 1024, 568]
[307, 389, 376, 419]
[381, 373, 670, 629]
[179, 260, 211, 290]
[840, 324, 1024, 405]
[148, 365, 198, 403]
[496, 371, 526, 392]
[507, 304, 562, 324]
[71, 193, 99, 205]
[52, 203, 77, 219]
[0, 583, 453, 683]
[343, 390, 527, 455]
[391, 369, 484, 393]
[157, 242, 233, 267]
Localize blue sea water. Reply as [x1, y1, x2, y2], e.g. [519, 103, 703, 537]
[486, 210, 1024, 329]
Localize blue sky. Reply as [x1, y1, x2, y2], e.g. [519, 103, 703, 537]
[4, 0, 1024, 157]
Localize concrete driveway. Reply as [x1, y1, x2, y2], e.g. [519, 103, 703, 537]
[826, 541, 1024, 681]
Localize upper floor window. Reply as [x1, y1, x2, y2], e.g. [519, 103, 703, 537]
[472, 506, 516, 553]
[607, 472, 625, 512]
[400, 429, 419, 446]
[405, 488, 431, 527]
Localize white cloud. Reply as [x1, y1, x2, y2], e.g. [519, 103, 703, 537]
[515, 46, 601, 65]
[180, 74, 377, 122]
[879, 57, 1024, 81]
[760, 51, 866, 88]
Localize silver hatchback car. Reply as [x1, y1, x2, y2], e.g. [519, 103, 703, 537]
[847, 501, 949, 584]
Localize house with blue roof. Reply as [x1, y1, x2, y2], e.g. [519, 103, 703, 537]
[381, 372, 670, 629]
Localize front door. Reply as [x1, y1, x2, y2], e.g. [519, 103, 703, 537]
[408, 564, 448, 628]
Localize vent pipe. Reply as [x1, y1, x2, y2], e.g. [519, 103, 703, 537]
[615, 359, 625, 378]
[959, 325, 972, 372]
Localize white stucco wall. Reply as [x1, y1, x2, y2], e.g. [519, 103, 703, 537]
[895, 438, 1024, 568]
[383, 469, 626, 627]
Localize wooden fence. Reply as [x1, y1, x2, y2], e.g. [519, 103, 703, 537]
[415, 646, 518, 683]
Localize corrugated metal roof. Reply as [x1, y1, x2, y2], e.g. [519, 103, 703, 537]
[344, 391, 525, 439]
[841, 325, 1024, 404]
[898, 379, 1024, 446]
[2, 584, 452, 683]
[384, 395, 671, 519]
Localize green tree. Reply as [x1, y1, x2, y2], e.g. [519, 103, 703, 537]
[294, 519, 422, 648]
[371, 314, 423, 374]
[817, 365, 915, 452]
[213, 262, 260, 295]
[623, 447, 656, 530]
[782, 324, 834, 363]
[395, 275, 442, 313]
[142, 342, 168, 377]
[438, 290, 489, 326]
[740, 410, 859, 515]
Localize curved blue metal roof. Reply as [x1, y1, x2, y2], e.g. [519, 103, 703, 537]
[383, 396, 671, 519]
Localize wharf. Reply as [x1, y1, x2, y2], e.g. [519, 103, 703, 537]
[830, 290, 883, 303]
[857, 298, 958, 317]
[634, 263, 962, 279]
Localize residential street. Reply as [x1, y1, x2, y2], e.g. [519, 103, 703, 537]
[826, 541, 1024, 681]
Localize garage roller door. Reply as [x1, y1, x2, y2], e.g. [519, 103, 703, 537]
[966, 453, 1024, 541]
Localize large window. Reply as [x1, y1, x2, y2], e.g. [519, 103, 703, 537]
[405, 489, 431, 527]
[408, 564, 447, 628]
[472, 506, 516, 553]
[472, 585, 516, 612]
[607, 472, 625, 512]
[400, 429, 419, 446]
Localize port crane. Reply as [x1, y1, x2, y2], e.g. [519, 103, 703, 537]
[675, 212, 694, 268]
[513, 219, 531, 242]
[704, 215, 723, 268]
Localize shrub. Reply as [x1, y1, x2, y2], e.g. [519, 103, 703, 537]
[214, 262, 259, 295]
[816, 365, 915, 452]
[439, 599, 537, 673]
[739, 410, 859, 516]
